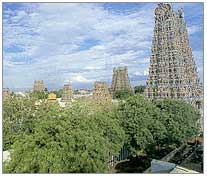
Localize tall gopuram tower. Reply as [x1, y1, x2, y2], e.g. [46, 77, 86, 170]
[144, 3, 202, 109]
[111, 66, 132, 93]
[93, 81, 111, 102]
[61, 84, 73, 102]
[33, 80, 45, 91]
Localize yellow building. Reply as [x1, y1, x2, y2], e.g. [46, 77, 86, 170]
[47, 93, 57, 103]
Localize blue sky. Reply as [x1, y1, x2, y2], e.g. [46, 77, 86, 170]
[3, 2, 203, 91]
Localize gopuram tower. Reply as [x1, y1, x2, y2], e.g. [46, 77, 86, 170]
[144, 3, 202, 109]
[33, 80, 45, 91]
[111, 66, 132, 93]
[61, 84, 73, 102]
[93, 81, 111, 102]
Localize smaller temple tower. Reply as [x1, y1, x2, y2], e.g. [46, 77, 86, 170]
[61, 84, 73, 102]
[3, 88, 10, 101]
[33, 80, 45, 91]
[111, 66, 132, 92]
[93, 81, 111, 102]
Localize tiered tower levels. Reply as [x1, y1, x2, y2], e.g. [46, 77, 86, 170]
[111, 66, 132, 92]
[61, 84, 73, 102]
[144, 3, 202, 107]
[33, 80, 45, 91]
[93, 81, 111, 102]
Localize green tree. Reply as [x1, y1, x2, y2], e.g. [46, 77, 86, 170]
[113, 90, 133, 100]
[154, 99, 200, 147]
[117, 95, 201, 160]
[134, 85, 145, 94]
[29, 90, 49, 100]
[3, 96, 37, 151]
[73, 90, 80, 94]
[53, 89, 63, 98]
[116, 94, 166, 157]
[3, 99, 124, 173]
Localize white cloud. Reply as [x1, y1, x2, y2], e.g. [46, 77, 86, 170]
[134, 71, 142, 76]
[187, 25, 202, 35]
[12, 10, 28, 22]
[3, 3, 203, 90]
[144, 69, 149, 76]
[192, 50, 203, 82]
[70, 75, 93, 83]
[134, 68, 149, 77]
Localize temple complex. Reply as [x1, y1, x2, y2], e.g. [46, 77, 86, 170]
[33, 80, 45, 91]
[111, 66, 132, 93]
[61, 84, 73, 102]
[144, 3, 202, 110]
[93, 81, 111, 102]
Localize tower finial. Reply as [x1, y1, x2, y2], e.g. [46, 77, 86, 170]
[178, 7, 184, 19]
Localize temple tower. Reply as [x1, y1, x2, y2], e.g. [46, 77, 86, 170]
[111, 66, 132, 93]
[3, 88, 10, 101]
[33, 80, 45, 91]
[144, 3, 202, 108]
[61, 84, 73, 102]
[93, 81, 111, 102]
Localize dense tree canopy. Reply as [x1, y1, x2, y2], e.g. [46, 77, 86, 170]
[30, 91, 49, 100]
[73, 90, 81, 94]
[53, 89, 63, 98]
[112, 90, 134, 100]
[154, 99, 200, 147]
[3, 96, 37, 150]
[134, 85, 145, 94]
[116, 94, 166, 157]
[3, 98, 125, 173]
[3, 92, 201, 173]
[117, 94, 200, 158]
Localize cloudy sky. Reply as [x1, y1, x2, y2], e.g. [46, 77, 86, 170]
[3, 2, 203, 91]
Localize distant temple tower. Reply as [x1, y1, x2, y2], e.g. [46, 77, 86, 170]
[61, 84, 73, 102]
[111, 66, 132, 92]
[3, 88, 10, 101]
[93, 81, 111, 102]
[144, 3, 202, 108]
[33, 80, 45, 91]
